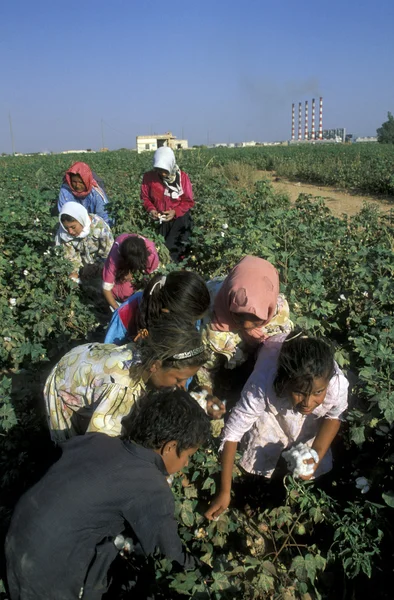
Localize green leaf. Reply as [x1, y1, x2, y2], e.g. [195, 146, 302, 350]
[382, 491, 394, 508]
[180, 500, 194, 527]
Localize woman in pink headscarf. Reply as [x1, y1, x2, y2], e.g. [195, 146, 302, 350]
[197, 256, 293, 406]
[58, 162, 111, 224]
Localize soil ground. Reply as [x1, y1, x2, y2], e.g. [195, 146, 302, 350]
[254, 170, 393, 217]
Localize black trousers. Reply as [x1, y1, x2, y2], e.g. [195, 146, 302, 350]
[159, 212, 192, 262]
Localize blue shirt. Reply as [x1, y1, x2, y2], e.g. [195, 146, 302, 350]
[58, 184, 111, 225]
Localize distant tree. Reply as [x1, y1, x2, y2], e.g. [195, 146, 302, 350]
[377, 112, 394, 144]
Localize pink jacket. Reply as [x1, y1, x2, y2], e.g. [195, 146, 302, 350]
[102, 234, 159, 302]
[141, 171, 194, 218]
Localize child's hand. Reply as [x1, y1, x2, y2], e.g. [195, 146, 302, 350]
[206, 396, 226, 420]
[150, 210, 159, 220]
[204, 491, 231, 520]
[298, 457, 318, 481]
[162, 209, 176, 221]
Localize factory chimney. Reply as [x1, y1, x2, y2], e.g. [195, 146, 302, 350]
[298, 102, 302, 140]
[311, 98, 316, 140]
[291, 103, 295, 140]
[319, 97, 323, 140]
[304, 100, 309, 140]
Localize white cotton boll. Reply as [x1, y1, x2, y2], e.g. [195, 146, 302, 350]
[4, 337, 11, 342]
[282, 443, 319, 478]
[222, 223, 229, 229]
[190, 390, 209, 412]
[9, 298, 16, 306]
[355, 476, 369, 489]
[338, 294, 346, 301]
[221, 232, 225, 238]
[23, 269, 29, 276]
[362, 291, 368, 297]
[114, 534, 125, 550]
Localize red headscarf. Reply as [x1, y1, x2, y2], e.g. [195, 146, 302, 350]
[211, 256, 280, 343]
[64, 162, 98, 198]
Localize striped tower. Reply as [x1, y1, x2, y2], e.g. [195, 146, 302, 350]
[304, 100, 309, 140]
[298, 102, 302, 140]
[291, 103, 295, 140]
[311, 98, 316, 140]
[318, 97, 323, 140]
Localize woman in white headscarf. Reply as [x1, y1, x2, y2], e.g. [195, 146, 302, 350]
[141, 147, 194, 262]
[55, 202, 114, 283]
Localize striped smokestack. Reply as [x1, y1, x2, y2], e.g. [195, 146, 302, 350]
[291, 103, 295, 140]
[311, 98, 316, 140]
[319, 97, 323, 140]
[304, 100, 309, 140]
[298, 102, 302, 140]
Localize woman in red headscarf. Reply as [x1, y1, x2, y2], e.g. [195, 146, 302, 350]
[58, 162, 111, 224]
[197, 255, 294, 401]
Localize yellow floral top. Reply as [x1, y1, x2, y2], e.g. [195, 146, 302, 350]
[44, 342, 145, 442]
[197, 278, 293, 389]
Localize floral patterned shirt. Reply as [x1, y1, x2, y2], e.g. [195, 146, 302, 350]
[44, 342, 145, 442]
[197, 279, 294, 389]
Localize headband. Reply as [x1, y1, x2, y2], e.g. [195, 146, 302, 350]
[150, 275, 167, 296]
[284, 331, 308, 342]
[172, 345, 205, 360]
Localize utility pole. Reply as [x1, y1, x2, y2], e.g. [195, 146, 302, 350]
[8, 113, 15, 155]
[101, 119, 105, 149]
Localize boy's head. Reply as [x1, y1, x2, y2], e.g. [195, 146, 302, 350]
[123, 388, 211, 474]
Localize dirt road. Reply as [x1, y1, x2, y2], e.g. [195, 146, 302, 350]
[255, 171, 393, 217]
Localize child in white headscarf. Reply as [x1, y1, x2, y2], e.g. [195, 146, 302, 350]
[141, 147, 194, 262]
[55, 202, 114, 282]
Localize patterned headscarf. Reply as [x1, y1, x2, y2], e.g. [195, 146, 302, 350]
[211, 256, 280, 343]
[64, 162, 98, 198]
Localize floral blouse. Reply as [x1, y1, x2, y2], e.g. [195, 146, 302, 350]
[197, 278, 294, 389]
[44, 342, 145, 442]
[55, 214, 114, 272]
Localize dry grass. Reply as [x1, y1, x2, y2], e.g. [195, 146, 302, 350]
[209, 161, 259, 192]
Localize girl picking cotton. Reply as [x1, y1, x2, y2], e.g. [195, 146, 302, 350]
[55, 202, 114, 284]
[102, 233, 159, 310]
[104, 270, 210, 345]
[44, 315, 208, 442]
[141, 147, 194, 262]
[205, 331, 349, 520]
[197, 255, 293, 400]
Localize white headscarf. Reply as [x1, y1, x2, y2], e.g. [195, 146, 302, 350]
[153, 147, 176, 175]
[57, 202, 92, 243]
[153, 147, 183, 197]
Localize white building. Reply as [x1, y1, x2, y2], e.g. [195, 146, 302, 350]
[136, 132, 188, 154]
[354, 136, 378, 143]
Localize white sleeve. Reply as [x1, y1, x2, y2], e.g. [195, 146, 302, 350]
[324, 365, 349, 421]
[221, 380, 267, 445]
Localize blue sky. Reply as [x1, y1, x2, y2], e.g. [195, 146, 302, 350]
[1, 0, 393, 153]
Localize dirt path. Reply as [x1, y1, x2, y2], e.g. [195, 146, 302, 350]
[255, 171, 393, 217]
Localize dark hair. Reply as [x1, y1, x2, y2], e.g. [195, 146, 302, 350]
[273, 331, 335, 397]
[116, 236, 149, 283]
[60, 214, 77, 224]
[133, 314, 208, 375]
[135, 271, 210, 334]
[122, 388, 211, 455]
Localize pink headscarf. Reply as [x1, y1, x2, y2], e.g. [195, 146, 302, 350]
[211, 256, 280, 344]
[64, 162, 98, 198]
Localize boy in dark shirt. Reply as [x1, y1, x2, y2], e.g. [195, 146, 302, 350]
[5, 389, 211, 600]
